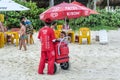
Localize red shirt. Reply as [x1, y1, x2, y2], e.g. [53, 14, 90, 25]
[38, 26, 55, 51]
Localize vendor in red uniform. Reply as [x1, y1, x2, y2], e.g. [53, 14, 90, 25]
[38, 18, 56, 75]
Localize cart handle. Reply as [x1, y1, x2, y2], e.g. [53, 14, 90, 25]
[58, 36, 69, 55]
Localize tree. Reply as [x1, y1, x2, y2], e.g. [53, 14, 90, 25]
[26, 0, 49, 8]
[24, 0, 94, 8]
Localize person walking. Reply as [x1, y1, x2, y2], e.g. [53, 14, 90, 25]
[38, 18, 56, 75]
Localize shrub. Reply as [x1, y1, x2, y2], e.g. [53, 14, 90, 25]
[69, 9, 120, 30]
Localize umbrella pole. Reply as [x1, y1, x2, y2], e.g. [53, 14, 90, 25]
[74, 19, 75, 30]
[65, 17, 66, 27]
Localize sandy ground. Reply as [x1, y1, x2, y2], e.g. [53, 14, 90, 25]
[0, 29, 120, 80]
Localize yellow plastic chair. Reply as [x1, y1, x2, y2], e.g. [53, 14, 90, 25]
[26, 29, 35, 44]
[78, 27, 91, 44]
[57, 25, 63, 31]
[30, 34, 34, 44]
[67, 30, 75, 43]
[0, 32, 5, 48]
[12, 32, 19, 46]
[26, 34, 34, 44]
[54, 30, 61, 39]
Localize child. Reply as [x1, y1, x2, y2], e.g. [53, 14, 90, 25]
[57, 31, 68, 44]
[19, 21, 27, 51]
[57, 31, 69, 55]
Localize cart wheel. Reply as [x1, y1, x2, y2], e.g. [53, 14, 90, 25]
[60, 62, 69, 70]
[54, 63, 57, 74]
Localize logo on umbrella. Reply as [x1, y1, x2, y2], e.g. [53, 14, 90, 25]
[52, 7, 60, 12]
[67, 12, 80, 16]
[65, 6, 78, 10]
[50, 13, 58, 18]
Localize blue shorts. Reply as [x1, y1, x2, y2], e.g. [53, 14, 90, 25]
[20, 35, 28, 39]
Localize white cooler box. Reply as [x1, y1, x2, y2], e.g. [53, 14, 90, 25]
[99, 30, 108, 44]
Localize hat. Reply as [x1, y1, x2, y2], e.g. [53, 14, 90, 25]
[45, 18, 52, 23]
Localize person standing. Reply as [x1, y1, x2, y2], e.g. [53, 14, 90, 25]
[19, 21, 27, 51]
[38, 18, 56, 75]
[20, 16, 34, 44]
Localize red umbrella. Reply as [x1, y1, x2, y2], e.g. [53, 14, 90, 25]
[40, 2, 90, 21]
[71, 1, 99, 14]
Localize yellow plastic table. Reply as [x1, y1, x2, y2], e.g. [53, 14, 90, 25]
[5, 31, 19, 46]
[54, 30, 61, 39]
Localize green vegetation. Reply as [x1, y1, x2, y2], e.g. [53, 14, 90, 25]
[2, 0, 45, 30]
[69, 9, 120, 31]
[1, 1, 120, 31]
